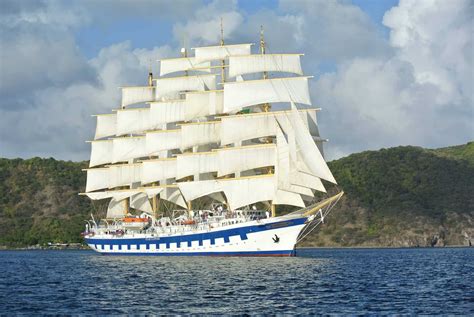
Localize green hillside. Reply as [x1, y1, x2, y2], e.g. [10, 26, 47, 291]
[0, 143, 473, 248]
[302, 142, 474, 247]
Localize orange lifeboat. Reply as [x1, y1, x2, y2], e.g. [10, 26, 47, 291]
[182, 219, 196, 225]
[123, 217, 149, 223]
[122, 217, 150, 230]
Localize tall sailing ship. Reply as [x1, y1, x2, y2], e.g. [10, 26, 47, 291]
[81, 25, 343, 256]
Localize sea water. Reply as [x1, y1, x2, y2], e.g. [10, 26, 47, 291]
[0, 248, 472, 314]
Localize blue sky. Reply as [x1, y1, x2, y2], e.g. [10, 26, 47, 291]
[0, 0, 472, 161]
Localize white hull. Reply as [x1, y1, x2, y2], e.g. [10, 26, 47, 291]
[85, 215, 308, 256]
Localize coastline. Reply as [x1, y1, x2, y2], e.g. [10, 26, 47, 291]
[1, 244, 471, 251]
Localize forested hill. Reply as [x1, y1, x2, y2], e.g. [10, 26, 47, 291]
[0, 142, 473, 248]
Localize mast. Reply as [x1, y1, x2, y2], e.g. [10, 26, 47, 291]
[260, 25, 275, 217]
[220, 17, 226, 84]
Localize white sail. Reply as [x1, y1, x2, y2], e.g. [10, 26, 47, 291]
[302, 109, 320, 137]
[291, 171, 326, 193]
[276, 126, 292, 190]
[85, 189, 141, 200]
[217, 144, 276, 177]
[160, 57, 211, 76]
[94, 114, 116, 140]
[112, 136, 146, 163]
[176, 151, 218, 179]
[286, 109, 336, 184]
[160, 186, 187, 209]
[222, 175, 276, 210]
[85, 191, 111, 200]
[223, 77, 311, 112]
[193, 44, 252, 63]
[273, 190, 305, 208]
[84, 39, 339, 219]
[229, 54, 303, 78]
[85, 168, 110, 192]
[130, 192, 153, 213]
[107, 198, 126, 219]
[220, 113, 277, 145]
[142, 186, 164, 199]
[178, 179, 223, 202]
[145, 129, 181, 155]
[180, 121, 221, 150]
[116, 108, 153, 136]
[89, 140, 113, 167]
[121, 86, 155, 108]
[108, 164, 141, 188]
[220, 110, 315, 145]
[141, 159, 177, 185]
[149, 99, 187, 125]
[154, 75, 216, 100]
[186, 90, 224, 116]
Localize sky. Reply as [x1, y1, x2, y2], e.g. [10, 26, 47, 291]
[0, 0, 472, 161]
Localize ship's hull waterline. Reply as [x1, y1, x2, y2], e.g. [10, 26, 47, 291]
[85, 216, 307, 257]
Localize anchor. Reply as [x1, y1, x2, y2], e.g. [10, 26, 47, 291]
[272, 234, 280, 243]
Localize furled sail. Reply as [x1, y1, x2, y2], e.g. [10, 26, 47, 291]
[121, 86, 155, 108]
[223, 77, 311, 112]
[228, 54, 303, 78]
[94, 114, 116, 140]
[141, 158, 177, 185]
[217, 144, 276, 177]
[160, 57, 211, 76]
[176, 151, 218, 179]
[154, 75, 216, 100]
[193, 44, 252, 63]
[112, 136, 146, 163]
[89, 140, 113, 167]
[180, 121, 221, 150]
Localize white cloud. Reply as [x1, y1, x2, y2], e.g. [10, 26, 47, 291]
[0, 42, 173, 159]
[0, 0, 472, 161]
[172, 0, 244, 46]
[315, 0, 473, 159]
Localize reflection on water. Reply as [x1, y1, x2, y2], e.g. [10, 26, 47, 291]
[1, 248, 472, 314]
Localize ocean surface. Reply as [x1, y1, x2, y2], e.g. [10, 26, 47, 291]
[0, 248, 472, 314]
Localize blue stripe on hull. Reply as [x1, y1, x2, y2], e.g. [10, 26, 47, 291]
[99, 250, 296, 257]
[85, 218, 306, 249]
